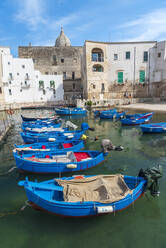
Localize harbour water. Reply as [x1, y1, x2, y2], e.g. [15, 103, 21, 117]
[0, 109, 166, 248]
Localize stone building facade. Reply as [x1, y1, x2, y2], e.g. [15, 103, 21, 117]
[82, 40, 157, 100]
[19, 27, 83, 100]
[149, 41, 166, 100]
[0, 47, 63, 107]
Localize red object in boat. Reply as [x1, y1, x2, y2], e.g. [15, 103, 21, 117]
[42, 145, 46, 149]
[74, 152, 90, 162]
[63, 143, 73, 148]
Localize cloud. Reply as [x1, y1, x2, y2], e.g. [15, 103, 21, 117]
[15, 0, 46, 31]
[49, 13, 80, 30]
[118, 8, 166, 41]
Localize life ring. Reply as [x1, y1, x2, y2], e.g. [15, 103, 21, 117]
[6, 109, 14, 115]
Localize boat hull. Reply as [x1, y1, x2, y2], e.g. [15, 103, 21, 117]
[20, 131, 84, 143]
[14, 151, 104, 173]
[15, 140, 84, 154]
[55, 108, 87, 115]
[121, 112, 153, 125]
[20, 175, 146, 217]
[140, 123, 166, 133]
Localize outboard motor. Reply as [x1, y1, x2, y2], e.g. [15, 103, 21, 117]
[101, 139, 124, 153]
[101, 139, 114, 153]
[138, 165, 162, 197]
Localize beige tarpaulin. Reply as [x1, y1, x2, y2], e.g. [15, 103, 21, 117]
[56, 175, 133, 203]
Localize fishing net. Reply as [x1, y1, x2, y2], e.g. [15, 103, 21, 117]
[56, 175, 133, 203]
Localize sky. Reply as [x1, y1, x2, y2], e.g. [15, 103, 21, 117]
[1, 0, 166, 56]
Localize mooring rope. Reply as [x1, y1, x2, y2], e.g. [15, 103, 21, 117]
[0, 166, 17, 176]
[0, 201, 30, 218]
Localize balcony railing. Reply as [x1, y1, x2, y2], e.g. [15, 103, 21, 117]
[92, 57, 104, 62]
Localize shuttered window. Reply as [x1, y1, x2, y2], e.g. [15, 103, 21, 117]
[39, 80, 44, 88]
[126, 51, 130, 59]
[139, 70, 145, 83]
[143, 51, 148, 62]
[50, 80, 55, 88]
[118, 72, 123, 83]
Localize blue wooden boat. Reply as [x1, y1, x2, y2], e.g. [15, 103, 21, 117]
[18, 165, 162, 217]
[22, 126, 68, 133]
[140, 123, 166, 133]
[100, 111, 126, 119]
[22, 120, 61, 129]
[14, 140, 84, 154]
[16, 175, 146, 217]
[125, 113, 149, 119]
[21, 114, 55, 122]
[14, 150, 104, 173]
[20, 130, 84, 144]
[120, 112, 153, 125]
[55, 107, 87, 115]
[94, 108, 117, 117]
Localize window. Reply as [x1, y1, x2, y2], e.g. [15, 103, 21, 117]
[9, 73, 13, 80]
[73, 58, 77, 63]
[45, 72, 48, 75]
[20, 89, 22, 92]
[93, 84, 96, 89]
[9, 81, 11, 84]
[9, 89, 12, 95]
[63, 72, 66, 80]
[39, 80, 44, 88]
[22, 65, 25, 68]
[73, 83, 75, 90]
[143, 51, 148, 62]
[114, 54, 118, 60]
[61, 59, 64, 63]
[101, 83, 105, 92]
[53, 89, 56, 96]
[118, 72, 123, 84]
[25, 73, 29, 80]
[126, 51, 130, 60]
[158, 53, 161, 58]
[139, 70, 145, 83]
[91, 48, 104, 62]
[92, 64, 104, 72]
[0, 87, 2, 94]
[43, 89, 46, 95]
[33, 59, 36, 63]
[52, 55, 57, 65]
[72, 72, 75, 80]
[17, 73, 19, 76]
[54, 72, 57, 75]
[50, 80, 55, 88]
[8, 62, 10, 65]
[25, 81, 27, 86]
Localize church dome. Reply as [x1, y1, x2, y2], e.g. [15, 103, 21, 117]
[55, 27, 71, 47]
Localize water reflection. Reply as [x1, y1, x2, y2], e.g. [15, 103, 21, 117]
[0, 108, 166, 248]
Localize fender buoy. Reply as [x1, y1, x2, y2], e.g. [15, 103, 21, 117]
[74, 175, 84, 179]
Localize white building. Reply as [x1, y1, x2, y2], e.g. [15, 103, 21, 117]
[82, 40, 157, 100]
[0, 47, 64, 106]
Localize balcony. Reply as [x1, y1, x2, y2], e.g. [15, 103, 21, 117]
[92, 57, 104, 62]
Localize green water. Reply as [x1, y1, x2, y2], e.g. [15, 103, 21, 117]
[0, 109, 166, 248]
